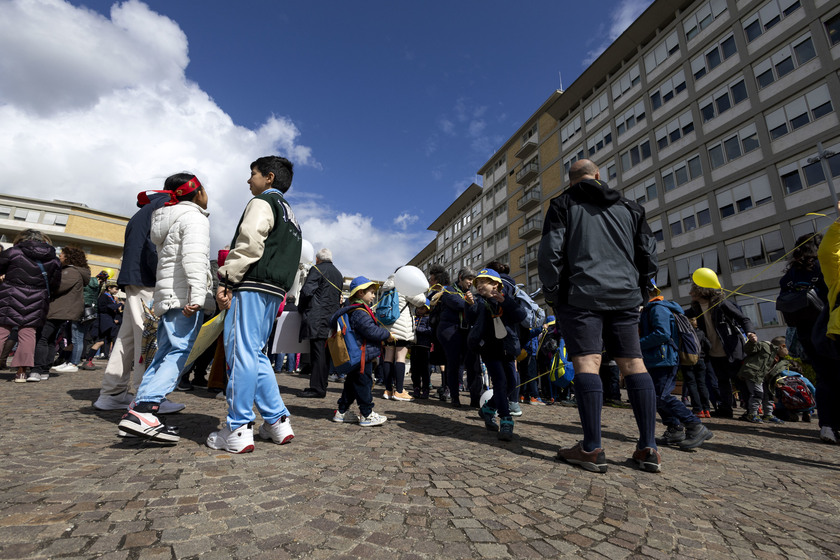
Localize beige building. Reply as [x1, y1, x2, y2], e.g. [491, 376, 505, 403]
[0, 193, 128, 277]
[413, 0, 840, 339]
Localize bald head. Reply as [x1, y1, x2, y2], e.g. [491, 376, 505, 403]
[569, 159, 600, 184]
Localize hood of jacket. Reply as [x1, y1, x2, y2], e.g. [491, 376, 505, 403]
[568, 178, 621, 208]
[17, 239, 57, 263]
[650, 299, 685, 315]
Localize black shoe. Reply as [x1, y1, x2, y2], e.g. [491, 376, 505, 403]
[176, 380, 194, 392]
[679, 423, 713, 449]
[711, 408, 733, 419]
[192, 375, 207, 387]
[297, 389, 326, 398]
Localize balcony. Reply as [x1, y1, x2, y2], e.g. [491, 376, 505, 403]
[519, 248, 538, 269]
[516, 161, 539, 184]
[517, 188, 541, 211]
[518, 218, 543, 239]
[515, 139, 538, 160]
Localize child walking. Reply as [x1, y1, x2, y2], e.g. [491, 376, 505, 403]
[737, 336, 792, 423]
[332, 276, 394, 426]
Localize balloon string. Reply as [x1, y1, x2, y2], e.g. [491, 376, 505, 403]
[693, 221, 831, 319]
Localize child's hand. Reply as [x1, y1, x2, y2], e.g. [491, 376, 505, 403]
[216, 286, 232, 310]
[183, 303, 200, 317]
[464, 291, 474, 305]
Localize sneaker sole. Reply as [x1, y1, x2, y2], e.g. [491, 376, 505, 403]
[206, 441, 255, 453]
[257, 430, 294, 444]
[633, 458, 662, 473]
[679, 429, 714, 450]
[557, 456, 608, 473]
[118, 419, 180, 443]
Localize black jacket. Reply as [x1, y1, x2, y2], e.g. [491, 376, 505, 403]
[0, 241, 61, 329]
[687, 299, 754, 362]
[298, 261, 343, 340]
[117, 193, 168, 289]
[538, 178, 657, 311]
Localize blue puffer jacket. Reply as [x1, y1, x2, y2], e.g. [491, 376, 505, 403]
[639, 299, 684, 368]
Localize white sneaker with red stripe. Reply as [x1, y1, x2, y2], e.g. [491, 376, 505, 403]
[118, 403, 179, 443]
[258, 415, 294, 444]
[206, 424, 255, 453]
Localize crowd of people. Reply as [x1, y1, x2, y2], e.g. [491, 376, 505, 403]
[1, 155, 838, 472]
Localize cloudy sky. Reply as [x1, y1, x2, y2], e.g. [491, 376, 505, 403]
[0, 0, 652, 279]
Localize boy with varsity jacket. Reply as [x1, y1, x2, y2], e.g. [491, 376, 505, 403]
[207, 156, 302, 454]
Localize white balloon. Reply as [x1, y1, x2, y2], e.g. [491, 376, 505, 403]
[479, 389, 494, 409]
[393, 265, 429, 297]
[300, 239, 315, 264]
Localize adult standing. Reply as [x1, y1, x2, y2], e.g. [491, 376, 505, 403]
[538, 159, 661, 473]
[93, 192, 185, 414]
[31, 246, 90, 380]
[296, 248, 343, 398]
[0, 230, 61, 382]
[687, 284, 756, 418]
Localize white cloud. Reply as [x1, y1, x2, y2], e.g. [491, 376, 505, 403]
[583, 0, 653, 65]
[0, 0, 428, 275]
[393, 212, 420, 230]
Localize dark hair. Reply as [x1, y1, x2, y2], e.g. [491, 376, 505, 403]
[164, 172, 202, 203]
[61, 246, 88, 268]
[786, 233, 822, 271]
[690, 284, 723, 304]
[485, 260, 510, 275]
[13, 229, 50, 245]
[251, 156, 294, 193]
[428, 264, 449, 286]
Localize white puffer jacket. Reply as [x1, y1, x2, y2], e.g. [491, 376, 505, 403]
[149, 201, 214, 317]
[380, 275, 426, 342]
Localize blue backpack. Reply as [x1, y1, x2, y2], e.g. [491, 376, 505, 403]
[374, 289, 402, 325]
[327, 304, 376, 375]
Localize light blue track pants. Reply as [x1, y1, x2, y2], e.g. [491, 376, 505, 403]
[135, 308, 203, 404]
[224, 290, 289, 430]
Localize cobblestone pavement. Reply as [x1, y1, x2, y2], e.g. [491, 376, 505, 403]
[1, 364, 839, 559]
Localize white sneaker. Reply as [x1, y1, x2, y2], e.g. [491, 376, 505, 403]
[39, 373, 49, 381]
[332, 409, 360, 423]
[93, 391, 134, 411]
[359, 411, 387, 427]
[49, 363, 66, 373]
[158, 398, 185, 414]
[820, 426, 838, 444]
[258, 416, 294, 444]
[206, 424, 255, 453]
[26, 371, 41, 382]
[51, 362, 79, 373]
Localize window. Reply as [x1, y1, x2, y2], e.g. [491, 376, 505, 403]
[792, 214, 835, 241]
[615, 100, 646, 137]
[778, 149, 840, 194]
[707, 124, 760, 169]
[587, 126, 613, 157]
[649, 219, 664, 243]
[619, 139, 652, 172]
[662, 155, 703, 191]
[494, 205, 506, 218]
[644, 30, 680, 73]
[716, 175, 772, 218]
[564, 146, 585, 175]
[684, 0, 728, 42]
[0, 206, 11, 218]
[698, 78, 748, 124]
[611, 64, 641, 103]
[669, 201, 711, 238]
[606, 161, 618, 181]
[676, 249, 719, 284]
[625, 177, 658, 205]
[13, 209, 28, 221]
[743, 0, 802, 43]
[691, 34, 737, 81]
[655, 111, 694, 151]
[765, 84, 833, 141]
[727, 230, 785, 271]
[522, 124, 537, 143]
[650, 69, 686, 111]
[753, 34, 817, 90]
[584, 92, 609, 124]
[561, 115, 582, 145]
[826, 13, 840, 47]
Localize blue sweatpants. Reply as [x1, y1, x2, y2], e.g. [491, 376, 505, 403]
[224, 290, 289, 430]
[135, 308, 203, 404]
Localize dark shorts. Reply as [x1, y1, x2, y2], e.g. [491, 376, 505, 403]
[384, 339, 411, 348]
[554, 304, 643, 359]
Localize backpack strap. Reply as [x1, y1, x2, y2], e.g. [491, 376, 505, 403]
[37, 262, 51, 299]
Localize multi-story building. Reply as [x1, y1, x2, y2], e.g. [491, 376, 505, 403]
[414, 0, 840, 339]
[0, 194, 128, 276]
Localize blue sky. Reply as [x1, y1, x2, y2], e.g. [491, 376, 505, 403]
[0, 0, 652, 278]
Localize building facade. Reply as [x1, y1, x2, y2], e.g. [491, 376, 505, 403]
[415, 0, 840, 339]
[0, 193, 128, 277]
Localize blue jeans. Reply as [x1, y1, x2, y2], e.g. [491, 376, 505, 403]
[135, 309, 203, 404]
[224, 291, 289, 429]
[648, 365, 699, 427]
[70, 321, 89, 365]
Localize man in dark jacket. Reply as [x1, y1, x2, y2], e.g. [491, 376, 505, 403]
[538, 159, 661, 474]
[93, 192, 184, 414]
[297, 248, 343, 398]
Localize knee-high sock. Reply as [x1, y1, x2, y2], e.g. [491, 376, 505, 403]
[574, 373, 603, 452]
[381, 361, 393, 392]
[394, 361, 406, 393]
[625, 372, 658, 450]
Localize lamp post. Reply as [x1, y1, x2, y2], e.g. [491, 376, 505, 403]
[807, 142, 838, 217]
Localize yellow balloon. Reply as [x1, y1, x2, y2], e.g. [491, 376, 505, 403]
[692, 268, 721, 290]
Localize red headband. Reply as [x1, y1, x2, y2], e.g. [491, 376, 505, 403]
[137, 177, 201, 207]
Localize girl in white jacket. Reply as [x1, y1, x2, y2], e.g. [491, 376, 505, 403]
[119, 173, 213, 443]
[379, 271, 426, 401]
